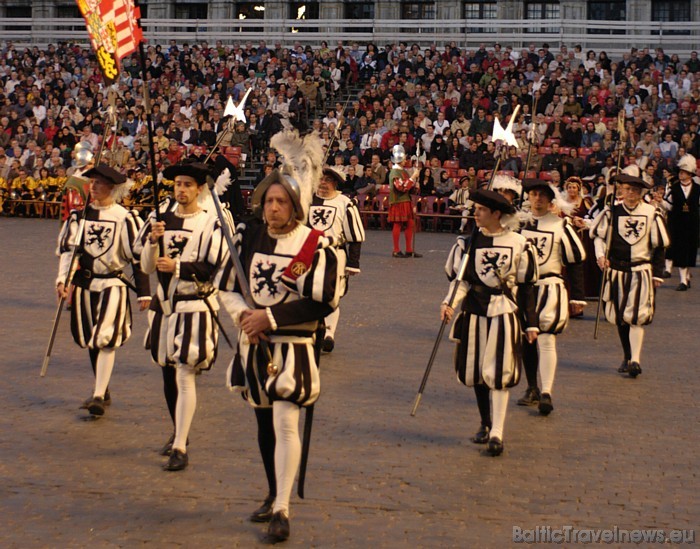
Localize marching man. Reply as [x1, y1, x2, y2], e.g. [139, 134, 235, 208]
[516, 179, 587, 414]
[664, 154, 699, 291]
[307, 168, 365, 352]
[590, 172, 670, 378]
[217, 131, 342, 543]
[134, 162, 227, 471]
[55, 164, 150, 417]
[442, 189, 538, 456]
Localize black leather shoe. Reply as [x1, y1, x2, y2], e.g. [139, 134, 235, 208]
[676, 283, 689, 291]
[487, 437, 504, 456]
[471, 424, 490, 444]
[159, 433, 175, 456]
[322, 336, 335, 353]
[266, 511, 290, 543]
[538, 393, 554, 416]
[164, 449, 188, 471]
[392, 251, 406, 258]
[103, 390, 111, 406]
[250, 496, 275, 523]
[662, 270, 672, 278]
[517, 386, 540, 406]
[617, 360, 630, 373]
[406, 252, 423, 258]
[86, 397, 105, 416]
[628, 362, 642, 378]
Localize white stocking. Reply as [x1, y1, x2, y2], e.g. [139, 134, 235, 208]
[272, 400, 301, 515]
[665, 259, 673, 273]
[325, 308, 340, 339]
[679, 267, 689, 284]
[173, 365, 197, 453]
[629, 326, 645, 364]
[93, 349, 115, 398]
[489, 389, 509, 441]
[538, 333, 557, 395]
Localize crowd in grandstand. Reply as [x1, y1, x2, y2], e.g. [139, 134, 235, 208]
[0, 37, 699, 217]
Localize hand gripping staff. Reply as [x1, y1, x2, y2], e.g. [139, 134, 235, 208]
[410, 105, 520, 415]
[207, 179, 274, 370]
[41, 92, 118, 377]
[594, 111, 626, 339]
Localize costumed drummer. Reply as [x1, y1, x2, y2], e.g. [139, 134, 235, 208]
[134, 162, 228, 472]
[663, 154, 700, 291]
[216, 130, 342, 543]
[442, 189, 539, 457]
[388, 144, 422, 258]
[516, 179, 586, 415]
[55, 164, 150, 418]
[589, 172, 670, 378]
[307, 168, 365, 353]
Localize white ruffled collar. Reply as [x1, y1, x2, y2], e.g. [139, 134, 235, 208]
[268, 222, 302, 240]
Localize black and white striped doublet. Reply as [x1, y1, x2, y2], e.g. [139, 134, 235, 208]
[57, 203, 149, 349]
[445, 229, 538, 390]
[217, 222, 342, 408]
[590, 201, 670, 326]
[309, 193, 365, 272]
[521, 214, 586, 334]
[134, 201, 226, 370]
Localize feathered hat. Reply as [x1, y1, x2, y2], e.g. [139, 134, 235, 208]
[251, 130, 323, 221]
[491, 174, 522, 197]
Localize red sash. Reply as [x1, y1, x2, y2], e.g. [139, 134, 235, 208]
[281, 229, 324, 284]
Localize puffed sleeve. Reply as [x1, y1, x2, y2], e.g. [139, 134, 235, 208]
[56, 210, 80, 286]
[445, 235, 469, 281]
[343, 198, 365, 272]
[517, 240, 539, 331]
[121, 209, 150, 298]
[651, 209, 671, 279]
[216, 223, 249, 326]
[561, 217, 586, 265]
[589, 205, 611, 260]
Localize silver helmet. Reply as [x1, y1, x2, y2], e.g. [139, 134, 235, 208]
[251, 168, 305, 221]
[391, 144, 406, 165]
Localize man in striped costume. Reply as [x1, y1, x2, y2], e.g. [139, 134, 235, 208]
[516, 179, 587, 414]
[442, 189, 538, 457]
[308, 168, 365, 352]
[56, 164, 150, 418]
[217, 131, 342, 543]
[134, 162, 226, 472]
[590, 173, 670, 378]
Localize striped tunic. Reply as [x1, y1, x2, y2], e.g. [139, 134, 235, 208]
[56, 203, 149, 349]
[444, 229, 538, 390]
[520, 213, 586, 334]
[217, 222, 342, 408]
[134, 199, 226, 370]
[589, 201, 670, 326]
[308, 192, 365, 272]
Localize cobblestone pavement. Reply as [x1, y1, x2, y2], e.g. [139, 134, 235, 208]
[1, 217, 698, 548]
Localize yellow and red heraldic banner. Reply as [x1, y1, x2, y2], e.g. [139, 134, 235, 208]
[75, 0, 143, 85]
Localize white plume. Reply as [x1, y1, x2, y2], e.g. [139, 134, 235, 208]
[111, 178, 135, 204]
[214, 168, 232, 195]
[551, 186, 575, 217]
[270, 129, 324, 219]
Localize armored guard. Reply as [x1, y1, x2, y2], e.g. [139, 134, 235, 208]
[217, 131, 342, 543]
